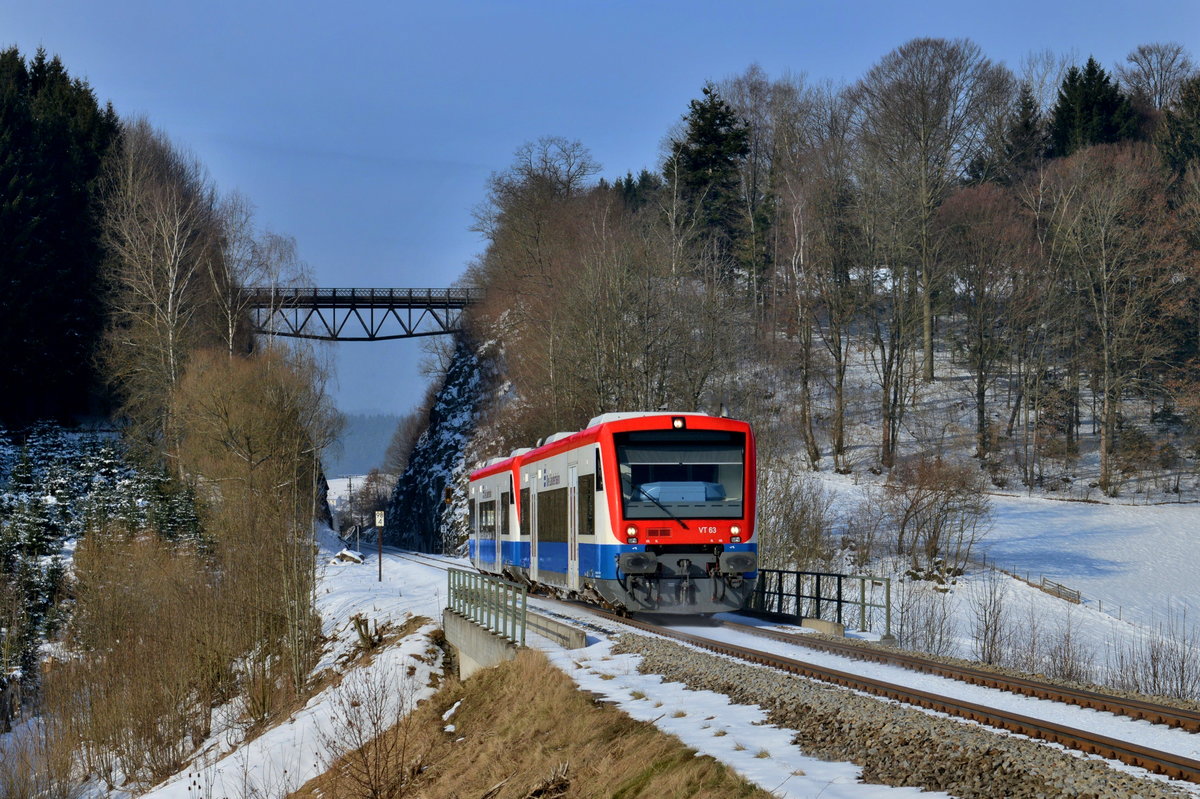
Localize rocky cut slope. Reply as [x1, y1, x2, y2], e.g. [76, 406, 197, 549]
[383, 336, 490, 553]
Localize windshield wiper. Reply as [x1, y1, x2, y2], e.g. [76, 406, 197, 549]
[635, 486, 689, 529]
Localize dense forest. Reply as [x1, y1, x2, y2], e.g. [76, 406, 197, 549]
[463, 40, 1200, 503]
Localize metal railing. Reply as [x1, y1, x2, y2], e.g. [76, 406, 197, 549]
[243, 287, 482, 307]
[750, 569, 892, 637]
[243, 287, 482, 340]
[447, 568, 527, 646]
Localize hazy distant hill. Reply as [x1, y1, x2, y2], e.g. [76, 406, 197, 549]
[325, 413, 399, 477]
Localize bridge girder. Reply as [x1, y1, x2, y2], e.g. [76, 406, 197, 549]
[245, 287, 481, 342]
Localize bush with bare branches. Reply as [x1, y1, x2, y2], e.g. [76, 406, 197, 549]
[755, 463, 834, 570]
[883, 457, 991, 578]
[318, 668, 431, 799]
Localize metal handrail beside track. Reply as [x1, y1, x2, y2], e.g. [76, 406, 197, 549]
[447, 567, 527, 646]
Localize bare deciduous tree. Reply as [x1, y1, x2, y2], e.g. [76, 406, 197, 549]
[937, 184, 1036, 458]
[883, 456, 991, 576]
[208, 193, 304, 357]
[853, 38, 1014, 382]
[968, 569, 1012, 665]
[101, 118, 224, 464]
[1020, 48, 1077, 116]
[173, 345, 340, 710]
[755, 463, 834, 570]
[1117, 42, 1195, 111]
[1044, 145, 1184, 493]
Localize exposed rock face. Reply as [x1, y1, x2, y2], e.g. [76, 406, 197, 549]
[384, 336, 487, 552]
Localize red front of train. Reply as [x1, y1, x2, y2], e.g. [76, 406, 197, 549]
[468, 412, 758, 613]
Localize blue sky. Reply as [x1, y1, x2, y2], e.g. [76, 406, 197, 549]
[4, 0, 1198, 417]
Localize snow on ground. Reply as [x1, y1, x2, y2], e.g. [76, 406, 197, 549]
[545, 640, 946, 799]
[134, 530, 445, 799]
[983, 493, 1200, 625]
[90, 477, 1200, 797]
[128, 540, 951, 799]
[814, 471, 1200, 629]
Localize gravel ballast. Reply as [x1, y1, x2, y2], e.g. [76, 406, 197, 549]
[610, 633, 1194, 799]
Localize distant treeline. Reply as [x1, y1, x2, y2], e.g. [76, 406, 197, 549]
[466, 39, 1200, 496]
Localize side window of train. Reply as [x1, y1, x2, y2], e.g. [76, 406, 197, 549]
[519, 487, 530, 536]
[479, 500, 496, 536]
[500, 491, 510, 536]
[594, 447, 604, 491]
[577, 474, 595, 535]
[536, 487, 568, 542]
[468, 499, 476, 533]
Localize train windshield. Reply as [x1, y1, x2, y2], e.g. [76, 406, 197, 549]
[614, 429, 745, 520]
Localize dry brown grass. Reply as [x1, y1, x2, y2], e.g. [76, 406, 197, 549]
[293, 648, 771, 799]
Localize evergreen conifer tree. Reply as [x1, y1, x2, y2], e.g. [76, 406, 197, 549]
[666, 83, 751, 273]
[1158, 74, 1200, 174]
[1048, 57, 1142, 157]
[1005, 82, 1049, 179]
[0, 47, 118, 426]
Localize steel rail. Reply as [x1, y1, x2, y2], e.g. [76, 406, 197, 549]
[721, 618, 1200, 733]
[377, 558, 1200, 780]
[381, 556, 1200, 732]
[583, 609, 1200, 783]
[382, 548, 457, 572]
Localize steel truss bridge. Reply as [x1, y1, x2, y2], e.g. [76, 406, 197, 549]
[245, 287, 481, 341]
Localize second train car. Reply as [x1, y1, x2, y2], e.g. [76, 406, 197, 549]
[467, 412, 757, 614]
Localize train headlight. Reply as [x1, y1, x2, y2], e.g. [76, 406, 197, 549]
[626, 525, 638, 544]
[731, 536, 742, 543]
[671, 416, 685, 429]
[730, 526, 742, 544]
[730, 525, 741, 535]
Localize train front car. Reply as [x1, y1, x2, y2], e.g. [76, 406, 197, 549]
[599, 413, 757, 613]
[468, 412, 757, 614]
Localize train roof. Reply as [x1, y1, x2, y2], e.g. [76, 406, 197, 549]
[469, 412, 750, 481]
[585, 411, 710, 428]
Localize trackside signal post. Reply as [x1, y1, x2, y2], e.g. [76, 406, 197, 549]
[375, 510, 384, 581]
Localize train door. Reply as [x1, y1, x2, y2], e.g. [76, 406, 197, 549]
[496, 487, 508, 574]
[468, 494, 478, 569]
[567, 464, 579, 591]
[529, 471, 539, 582]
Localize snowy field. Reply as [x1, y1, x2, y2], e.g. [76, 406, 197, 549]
[813, 471, 1200, 629]
[984, 492, 1200, 625]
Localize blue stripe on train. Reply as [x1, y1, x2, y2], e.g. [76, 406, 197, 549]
[475, 539, 757, 580]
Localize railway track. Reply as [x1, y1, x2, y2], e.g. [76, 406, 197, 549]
[720, 616, 1200, 733]
[586, 608, 1200, 784]
[381, 553, 1200, 782]
[382, 547, 457, 571]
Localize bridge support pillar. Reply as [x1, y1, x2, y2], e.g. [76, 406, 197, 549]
[443, 608, 517, 680]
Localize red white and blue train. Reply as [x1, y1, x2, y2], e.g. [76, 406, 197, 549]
[467, 412, 757, 614]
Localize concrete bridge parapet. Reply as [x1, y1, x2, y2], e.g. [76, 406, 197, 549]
[442, 608, 587, 680]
